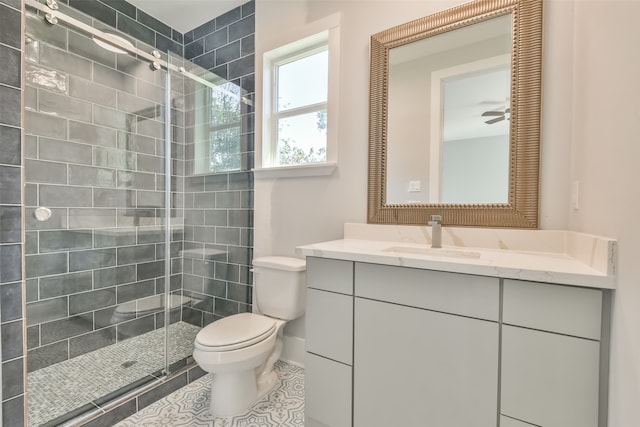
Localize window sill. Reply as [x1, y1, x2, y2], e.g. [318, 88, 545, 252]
[253, 162, 337, 179]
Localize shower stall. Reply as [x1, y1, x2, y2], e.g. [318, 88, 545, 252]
[22, 0, 253, 424]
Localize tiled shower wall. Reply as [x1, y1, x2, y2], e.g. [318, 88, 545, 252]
[0, 0, 255, 423]
[0, 0, 26, 424]
[22, 2, 186, 373]
[66, 0, 184, 56]
[180, 2, 256, 327]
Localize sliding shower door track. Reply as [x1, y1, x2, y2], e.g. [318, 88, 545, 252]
[47, 358, 199, 427]
[24, 0, 228, 94]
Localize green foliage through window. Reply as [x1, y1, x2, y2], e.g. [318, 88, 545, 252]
[277, 109, 327, 165]
[208, 82, 242, 173]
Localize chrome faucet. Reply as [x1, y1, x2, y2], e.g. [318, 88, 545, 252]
[428, 215, 442, 248]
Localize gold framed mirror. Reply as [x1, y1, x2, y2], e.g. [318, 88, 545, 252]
[368, 0, 542, 227]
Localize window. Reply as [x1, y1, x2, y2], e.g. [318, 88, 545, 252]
[272, 47, 328, 166]
[192, 79, 243, 175]
[260, 26, 339, 176]
[206, 81, 242, 173]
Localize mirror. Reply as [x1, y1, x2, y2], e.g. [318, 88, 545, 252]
[387, 15, 512, 205]
[368, 0, 542, 228]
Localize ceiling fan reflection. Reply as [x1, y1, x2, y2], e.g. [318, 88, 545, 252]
[482, 107, 510, 124]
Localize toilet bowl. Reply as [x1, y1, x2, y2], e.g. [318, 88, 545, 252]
[193, 313, 286, 416]
[192, 256, 306, 417]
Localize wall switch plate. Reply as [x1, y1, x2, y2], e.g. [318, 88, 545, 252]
[408, 180, 421, 192]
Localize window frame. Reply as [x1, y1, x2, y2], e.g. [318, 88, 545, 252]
[258, 23, 340, 178]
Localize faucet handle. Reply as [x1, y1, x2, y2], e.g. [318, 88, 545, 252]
[428, 214, 442, 225]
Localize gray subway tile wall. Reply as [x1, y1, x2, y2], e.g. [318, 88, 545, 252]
[1, 0, 255, 424]
[180, 1, 255, 327]
[0, 0, 25, 424]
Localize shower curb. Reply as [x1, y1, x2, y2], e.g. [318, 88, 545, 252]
[56, 361, 205, 427]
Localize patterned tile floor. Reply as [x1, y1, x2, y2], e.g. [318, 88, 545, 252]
[28, 322, 201, 426]
[115, 361, 305, 427]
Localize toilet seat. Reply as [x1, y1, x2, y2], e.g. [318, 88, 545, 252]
[195, 313, 276, 352]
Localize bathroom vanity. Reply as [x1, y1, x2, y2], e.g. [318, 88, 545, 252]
[298, 224, 616, 427]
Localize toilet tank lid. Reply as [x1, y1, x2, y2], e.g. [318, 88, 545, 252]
[253, 256, 306, 271]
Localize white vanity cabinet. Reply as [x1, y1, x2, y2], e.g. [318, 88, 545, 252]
[305, 257, 354, 427]
[500, 280, 609, 427]
[303, 258, 612, 427]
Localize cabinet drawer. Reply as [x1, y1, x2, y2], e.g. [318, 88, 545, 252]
[503, 279, 603, 340]
[307, 257, 353, 294]
[306, 353, 352, 427]
[501, 325, 600, 427]
[306, 288, 353, 364]
[355, 263, 499, 321]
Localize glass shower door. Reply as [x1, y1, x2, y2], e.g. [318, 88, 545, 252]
[23, 3, 173, 424]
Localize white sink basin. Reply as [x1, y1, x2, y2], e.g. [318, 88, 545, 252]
[383, 246, 481, 259]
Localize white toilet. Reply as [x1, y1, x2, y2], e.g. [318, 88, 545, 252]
[192, 256, 306, 417]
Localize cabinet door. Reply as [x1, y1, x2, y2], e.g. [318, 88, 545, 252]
[306, 288, 353, 364]
[354, 298, 499, 427]
[306, 353, 352, 427]
[501, 325, 600, 427]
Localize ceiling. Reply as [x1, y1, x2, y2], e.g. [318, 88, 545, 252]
[125, 0, 247, 33]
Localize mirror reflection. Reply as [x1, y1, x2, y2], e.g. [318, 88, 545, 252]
[386, 15, 512, 205]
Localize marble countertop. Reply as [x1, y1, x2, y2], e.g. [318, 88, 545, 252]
[296, 224, 617, 289]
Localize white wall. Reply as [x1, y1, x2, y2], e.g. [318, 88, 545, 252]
[386, 59, 431, 204]
[569, 1, 640, 426]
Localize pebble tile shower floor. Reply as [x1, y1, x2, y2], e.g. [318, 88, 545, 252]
[28, 322, 200, 426]
[115, 361, 305, 427]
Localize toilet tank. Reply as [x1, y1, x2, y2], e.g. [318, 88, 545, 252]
[252, 256, 306, 320]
